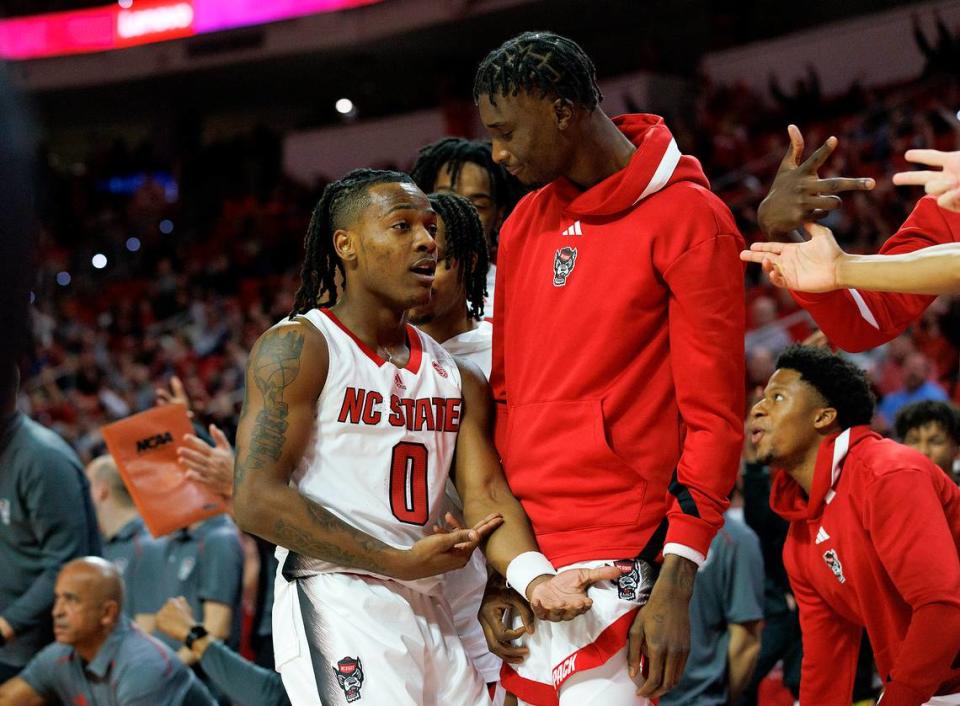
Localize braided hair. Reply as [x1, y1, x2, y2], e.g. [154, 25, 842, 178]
[429, 192, 489, 321]
[473, 31, 602, 109]
[411, 137, 523, 221]
[290, 168, 415, 317]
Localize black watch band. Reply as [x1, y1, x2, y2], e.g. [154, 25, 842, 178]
[184, 625, 208, 650]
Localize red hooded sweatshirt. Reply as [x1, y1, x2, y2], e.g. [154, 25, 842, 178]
[790, 195, 960, 352]
[771, 427, 960, 706]
[491, 114, 745, 566]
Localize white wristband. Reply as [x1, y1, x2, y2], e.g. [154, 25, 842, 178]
[505, 551, 556, 598]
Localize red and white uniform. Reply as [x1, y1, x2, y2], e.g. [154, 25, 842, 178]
[436, 320, 503, 686]
[771, 427, 960, 706]
[789, 196, 960, 352]
[273, 308, 490, 706]
[491, 114, 745, 704]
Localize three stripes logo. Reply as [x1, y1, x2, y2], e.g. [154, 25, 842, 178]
[815, 526, 830, 545]
[560, 220, 583, 236]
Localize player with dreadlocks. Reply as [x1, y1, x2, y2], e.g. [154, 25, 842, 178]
[233, 168, 619, 706]
[412, 138, 524, 314]
[408, 191, 504, 695]
[473, 32, 746, 705]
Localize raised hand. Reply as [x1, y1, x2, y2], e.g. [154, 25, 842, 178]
[393, 512, 503, 581]
[893, 149, 960, 212]
[740, 222, 846, 292]
[526, 565, 621, 622]
[478, 576, 535, 664]
[155, 375, 194, 418]
[178, 425, 235, 500]
[758, 125, 875, 240]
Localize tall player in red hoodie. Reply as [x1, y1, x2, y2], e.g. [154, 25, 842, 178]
[750, 345, 960, 706]
[473, 32, 745, 705]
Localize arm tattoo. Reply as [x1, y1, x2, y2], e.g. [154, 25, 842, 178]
[235, 330, 305, 488]
[272, 499, 395, 574]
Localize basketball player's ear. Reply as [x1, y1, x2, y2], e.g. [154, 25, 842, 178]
[813, 406, 838, 431]
[552, 98, 574, 131]
[333, 228, 358, 265]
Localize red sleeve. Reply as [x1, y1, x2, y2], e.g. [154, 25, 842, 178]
[661, 232, 745, 557]
[789, 196, 959, 352]
[863, 469, 960, 703]
[790, 564, 862, 705]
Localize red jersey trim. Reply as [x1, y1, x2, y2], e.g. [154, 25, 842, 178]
[500, 608, 638, 704]
[318, 308, 423, 374]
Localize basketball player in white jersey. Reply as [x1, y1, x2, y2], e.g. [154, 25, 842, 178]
[408, 192, 504, 699]
[233, 169, 619, 706]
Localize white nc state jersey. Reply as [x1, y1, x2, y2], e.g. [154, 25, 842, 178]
[277, 308, 463, 593]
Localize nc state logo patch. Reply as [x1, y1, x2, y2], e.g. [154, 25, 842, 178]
[552, 247, 578, 287]
[432, 360, 448, 378]
[333, 656, 364, 702]
[612, 559, 656, 604]
[822, 549, 846, 584]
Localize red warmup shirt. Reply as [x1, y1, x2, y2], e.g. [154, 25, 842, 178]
[491, 114, 745, 566]
[771, 427, 960, 706]
[790, 196, 960, 352]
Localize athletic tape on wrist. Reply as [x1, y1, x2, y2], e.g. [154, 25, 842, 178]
[505, 551, 557, 598]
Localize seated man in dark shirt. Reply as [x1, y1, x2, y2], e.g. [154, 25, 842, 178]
[0, 557, 213, 706]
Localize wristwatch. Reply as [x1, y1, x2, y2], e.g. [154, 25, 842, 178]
[184, 625, 208, 650]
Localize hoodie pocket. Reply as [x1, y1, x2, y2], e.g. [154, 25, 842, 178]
[505, 399, 647, 534]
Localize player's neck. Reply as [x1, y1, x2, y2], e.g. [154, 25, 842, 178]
[330, 294, 408, 351]
[75, 627, 113, 664]
[418, 306, 476, 345]
[782, 444, 821, 496]
[563, 111, 636, 190]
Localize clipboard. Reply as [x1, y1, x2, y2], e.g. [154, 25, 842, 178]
[101, 404, 227, 537]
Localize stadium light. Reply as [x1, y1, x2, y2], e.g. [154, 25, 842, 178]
[335, 98, 354, 115]
[159, 219, 174, 234]
[56, 272, 71, 286]
[92, 254, 108, 269]
[126, 237, 141, 252]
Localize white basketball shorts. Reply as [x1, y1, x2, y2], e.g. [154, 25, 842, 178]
[272, 569, 491, 706]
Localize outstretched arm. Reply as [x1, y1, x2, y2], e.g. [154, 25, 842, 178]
[742, 222, 960, 295]
[454, 358, 618, 621]
[234, 321, 488, 581]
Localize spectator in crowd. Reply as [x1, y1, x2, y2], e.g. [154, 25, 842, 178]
[135, 514, 244, 660]
[156, 596, 290, 706]
[0, 366, 101, 682]
[660, 511, 764, 706]
[878, 351, 949, 427]
[85, 455, 155, 600]
[895, 400, 960, 481]
[0, 557, 214, 706]
[751, 345, 960, 705]
[745, 296, 792, 356]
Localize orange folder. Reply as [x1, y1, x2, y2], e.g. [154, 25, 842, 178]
[101, 404, 226, 537]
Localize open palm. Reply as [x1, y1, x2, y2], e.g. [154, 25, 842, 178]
[740, 223, 845, 293]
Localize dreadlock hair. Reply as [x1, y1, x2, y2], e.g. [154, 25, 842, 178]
[776, 345, 876, 430]
[411, 137, 524, 222]
[473, 31, 602, 110]
[290, 168, 415, 317]
[429, 192, 489, 321]
[895, 400, 960, 444]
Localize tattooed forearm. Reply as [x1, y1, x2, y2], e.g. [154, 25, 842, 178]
[271, 498, 396, 574]
[235, 330, 304, 487]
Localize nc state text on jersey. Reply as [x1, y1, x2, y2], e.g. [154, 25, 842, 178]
[337, 387, 462, 432]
